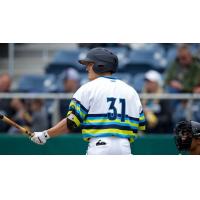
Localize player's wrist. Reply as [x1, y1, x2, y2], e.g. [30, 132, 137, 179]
[44, 130, 50, 139]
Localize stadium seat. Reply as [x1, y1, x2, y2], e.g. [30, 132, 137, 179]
[115, 72, 133, 85]
[122, 45, 167, 74]
[17, 74, 57, 92]
[106, 47, 129, 70]
[123, 63, 154, 75]
[131, 73, 145, 93]
[166, 47, 177, 64]
[45, 48, 89, 75]
[45, 63, 71, 75]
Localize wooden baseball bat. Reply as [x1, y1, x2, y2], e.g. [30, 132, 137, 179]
[0, 114, 34, 137]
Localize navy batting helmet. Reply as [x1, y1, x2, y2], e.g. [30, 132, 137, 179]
[79, 48, 118, 74]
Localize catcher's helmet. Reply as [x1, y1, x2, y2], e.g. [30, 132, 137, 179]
[174, 120, 200, 151]
[79, 48, 118, 74]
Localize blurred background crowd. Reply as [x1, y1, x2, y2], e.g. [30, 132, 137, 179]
[1, 43, 200, 135]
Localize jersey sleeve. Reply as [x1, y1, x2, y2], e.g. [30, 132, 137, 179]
[139, 104, 146, 131]
[67, 86, 89, 126]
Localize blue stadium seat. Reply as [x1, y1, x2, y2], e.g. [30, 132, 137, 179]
[122, 63, 154, 75]
[115, 72, 132, 84]
[131, 73, 145, 93]
[45, 64, 70, 75]
[52, 48, 88, 63]
[18, 75, 57, 92]
[122, 45, 167, 74]
[46, 48, 89, 75]
[166, 47, 177, 64]
[107, 47, 129, 71]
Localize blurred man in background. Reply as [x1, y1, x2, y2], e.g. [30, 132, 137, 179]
[8, 99, 48, 134]
[30, 99, 48, 132]
[8, 99, 32, 134]
[59, 68, 80, 119]
[142, 70, 172, 133]
[0, 73, 15, 133]
[165, 45, 200, 93]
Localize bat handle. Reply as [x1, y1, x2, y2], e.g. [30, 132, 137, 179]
[25, 130, 34, 137]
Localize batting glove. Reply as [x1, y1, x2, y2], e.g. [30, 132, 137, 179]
[31, 130, 50, 145]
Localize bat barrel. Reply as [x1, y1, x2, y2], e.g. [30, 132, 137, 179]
[0, 114, 33, 137]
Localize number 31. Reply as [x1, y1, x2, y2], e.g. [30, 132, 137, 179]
[107, 97, 126, 122]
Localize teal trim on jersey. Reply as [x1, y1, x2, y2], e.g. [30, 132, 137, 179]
[99, 76, 118, 80]
[139, 113, 145, 117]
[86, 116, 139, 124]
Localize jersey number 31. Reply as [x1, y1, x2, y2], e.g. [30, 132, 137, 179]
[107, 97, 126, 122]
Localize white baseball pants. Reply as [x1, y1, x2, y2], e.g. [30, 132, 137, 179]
[86, 137, 132, 155]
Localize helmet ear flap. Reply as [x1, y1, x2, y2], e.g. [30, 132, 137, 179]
[92, 63, 98, 73]
[114, 57, 118, 65]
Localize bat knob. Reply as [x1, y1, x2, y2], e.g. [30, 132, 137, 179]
[0, 114, 4, 119]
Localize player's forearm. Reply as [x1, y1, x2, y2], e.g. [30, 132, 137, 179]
[47, 118, 69, 137]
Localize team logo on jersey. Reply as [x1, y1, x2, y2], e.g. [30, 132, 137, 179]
[96, 140, 107, 146]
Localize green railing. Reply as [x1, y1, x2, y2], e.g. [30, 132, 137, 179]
[0, 134, 180, 155]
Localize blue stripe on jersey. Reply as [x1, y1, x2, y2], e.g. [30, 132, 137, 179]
[81, 124, 138, 132]
[87, 114, 139, 123]
[140, 110, 144, 114]
[139, 122, 146, 126]
[68, 106, 85, 119]
[71, 98, 88, 114]
[139, 113, 144, 117]
[82, 121, 138, 129]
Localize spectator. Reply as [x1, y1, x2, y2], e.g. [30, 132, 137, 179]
[8, 99, 32, 134]
[59, 68, 80, 119]
[165, 45, 200, 93]
[0, 73, 15, 133]
[142, 70, 172, 133]
[172, 100, 188, 124]
[30, 99, 48, 132]
[192, 101, 200, 122]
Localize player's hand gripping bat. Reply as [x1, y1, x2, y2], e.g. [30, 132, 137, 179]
[0, 114, 34, 137]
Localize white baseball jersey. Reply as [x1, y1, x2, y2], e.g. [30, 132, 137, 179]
[67, 76, 145, 143]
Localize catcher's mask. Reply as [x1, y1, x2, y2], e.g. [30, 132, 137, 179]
[174, 120, 200, 151]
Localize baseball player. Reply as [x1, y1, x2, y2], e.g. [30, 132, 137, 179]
[174, 120, 200, 155]
[31, 48, 146, 155]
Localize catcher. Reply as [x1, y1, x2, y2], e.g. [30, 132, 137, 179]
[174, 120, 200, 155]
